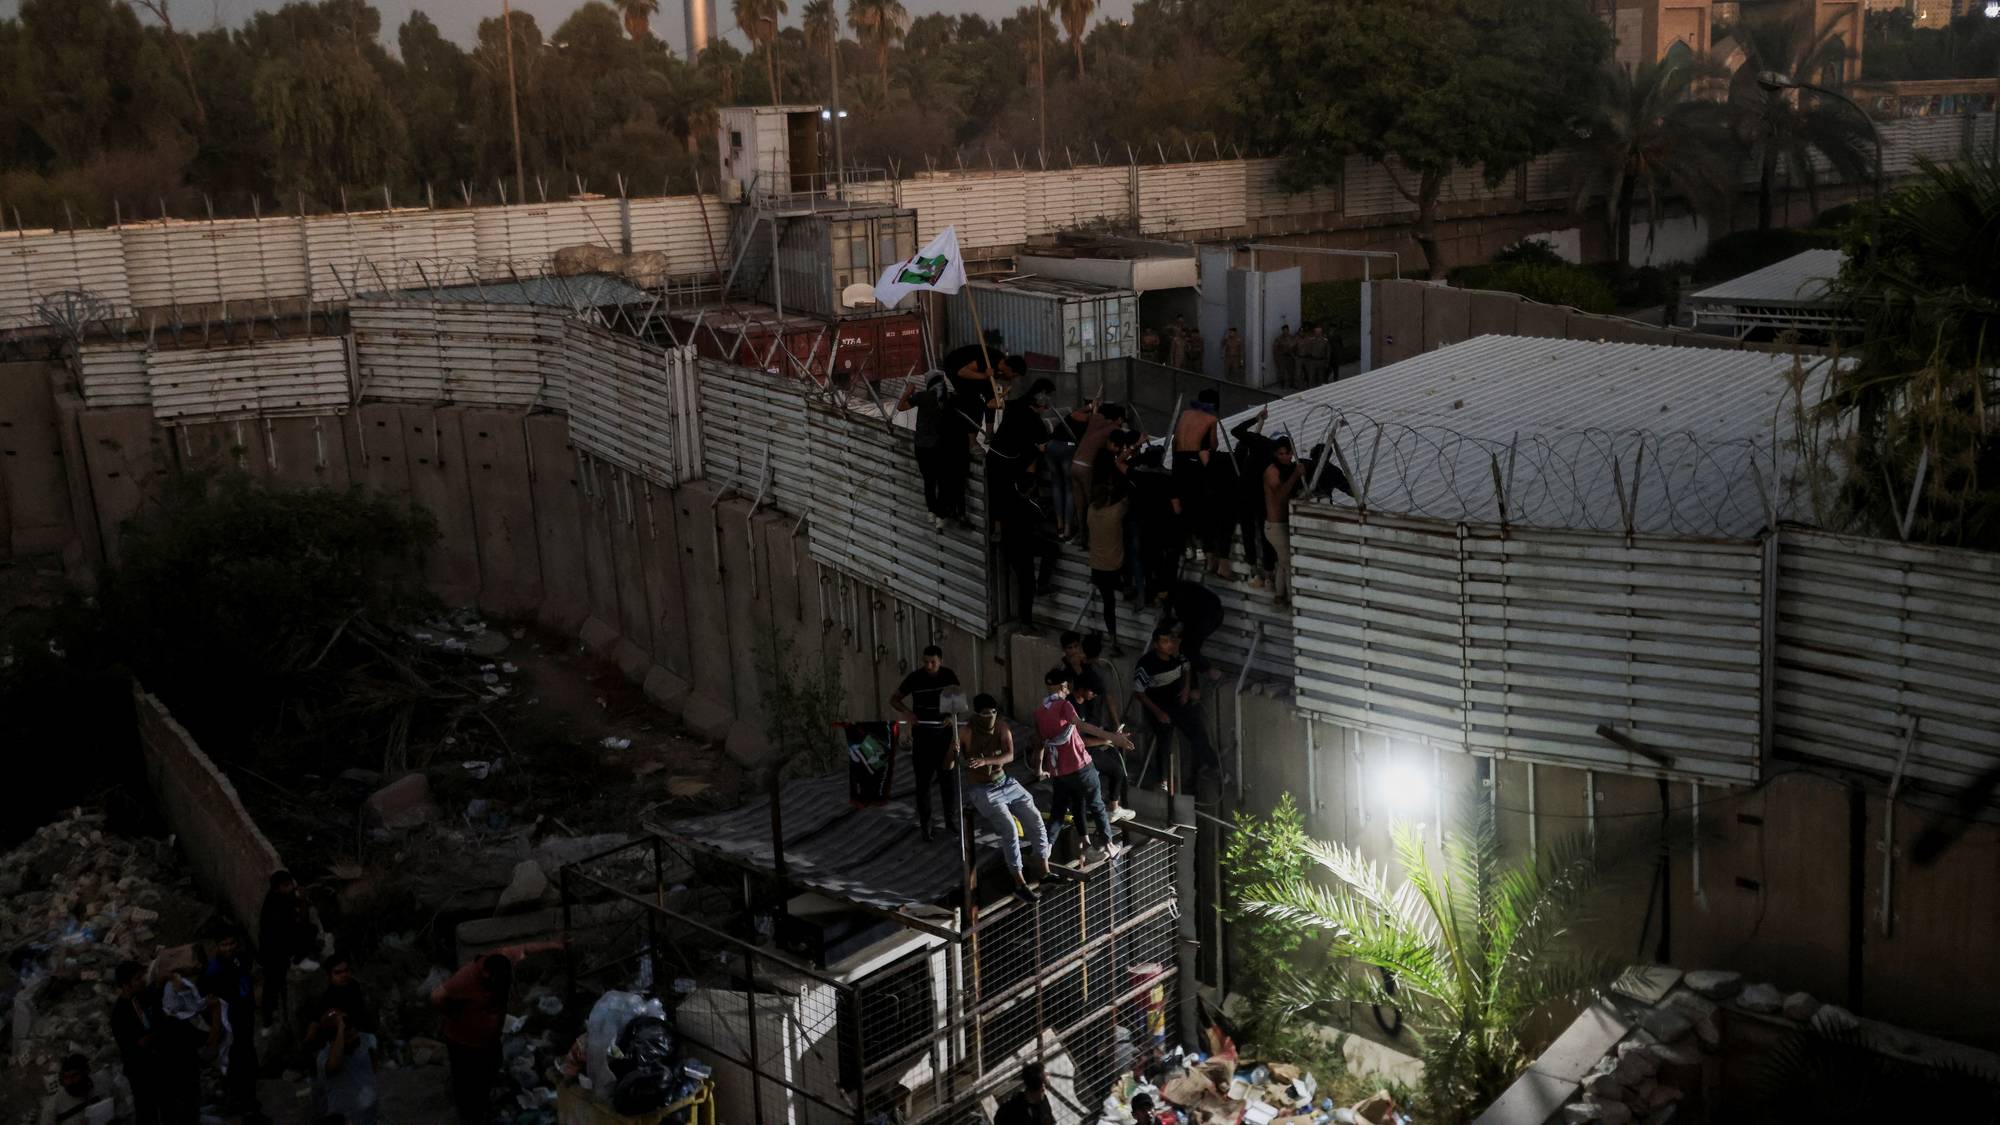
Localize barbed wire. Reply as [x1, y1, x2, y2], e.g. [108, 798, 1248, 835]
[1288, 404, 1802, 539]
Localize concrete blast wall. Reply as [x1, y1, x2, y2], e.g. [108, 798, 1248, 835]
[134, 687, 287, 945]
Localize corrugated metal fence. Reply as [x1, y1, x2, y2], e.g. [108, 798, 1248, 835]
[694, 359, 992, 635]
[1773, 528, 2000, 796]
[10, 115, 1987, 329]
[1290, 507, 1767, 785]
[73, 335, 353, 420]
[1285, 506, 2000, 800]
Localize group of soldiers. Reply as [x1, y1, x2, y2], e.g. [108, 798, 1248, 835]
[1138, 316, 1338, 387]
[1272, 321, 1336, 387]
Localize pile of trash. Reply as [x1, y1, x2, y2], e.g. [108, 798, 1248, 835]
[1, 811, 209, 1081]
[1100, 1043, 1409, 1125]
[569, 991, 712, 1120]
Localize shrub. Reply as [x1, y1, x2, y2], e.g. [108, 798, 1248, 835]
[1478, 261, 1618, 314]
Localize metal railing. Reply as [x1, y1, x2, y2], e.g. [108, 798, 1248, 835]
[559, 831, 1184, 1125]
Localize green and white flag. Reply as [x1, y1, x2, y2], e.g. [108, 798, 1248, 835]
[873, 226, 968, 306]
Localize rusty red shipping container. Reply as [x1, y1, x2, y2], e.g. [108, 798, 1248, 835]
[666, 303, 927, 384]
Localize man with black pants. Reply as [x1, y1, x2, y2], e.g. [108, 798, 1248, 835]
[891, 645, 962, 841]
[1159, 579, 1224, 681]
[1055, 632, 1136, 824]
[1133, 625, 1221, 788]
[999, 480, 1059, 635]
[257, 870, 318, 1030]
[899, 372, 957, 530]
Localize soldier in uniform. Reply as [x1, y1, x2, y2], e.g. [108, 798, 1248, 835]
[1308, 322, 1333, 384]
[1273, 322, 1296, 387]
[1222, 326, 1244, 381]
[1182, 325, 1205, 375]
[1165, 316, 1188, 370]
[1140, 325, 1162, 365]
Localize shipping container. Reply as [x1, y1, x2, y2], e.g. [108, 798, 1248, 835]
[665, 303, 927, 385]
[744, 206, 919, 320]
[945, 277, 1139, 372]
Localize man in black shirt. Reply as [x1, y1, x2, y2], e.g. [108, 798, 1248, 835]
[899, 372, 960, 529]
[1159, 579, 1224, 680]
[110, 961, 161, 1125]
[891, 645, 963, 840]
[1129, 446, 1180, 604]
[1133, 624, 1220, 788]
[258, 870, 319, 1029]
[993, 1063, 1056, 1125]
[999, 480, 1060, 636]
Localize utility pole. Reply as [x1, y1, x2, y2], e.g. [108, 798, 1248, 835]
[503, 0, 526, 203]
[1035, 0, 1048, 158]
[830, 26, 845, 191]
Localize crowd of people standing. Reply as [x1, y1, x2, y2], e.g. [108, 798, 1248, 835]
[901, 340, 1340, 647]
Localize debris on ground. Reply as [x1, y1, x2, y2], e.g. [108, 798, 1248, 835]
[1102, 1042, 1406, 1125]
[0, 810, 215, 1107]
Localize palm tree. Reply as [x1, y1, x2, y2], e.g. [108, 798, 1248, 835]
[1826, 157, 2000, 549]
[802, 0, 839, 100]
[1242, 796, 1623, 1123]
[846, 0, 908, 101]
[1054, 0, 1093, 79]
[1729, 4, 1875, 230]
[1574, 55, 1737, 269]
[614, 0, 660, 43]
[735, 0, 791, 100]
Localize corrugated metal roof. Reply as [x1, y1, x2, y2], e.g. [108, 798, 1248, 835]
[1687, 249, 1845, 307]
[976, 275, 1137, 301]
[1243, 335, 1836, 538]
[365, 274, 653, 308]
[648, 758, 1058, 913]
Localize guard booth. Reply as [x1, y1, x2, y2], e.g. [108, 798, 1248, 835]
[719, 106, 829, 201]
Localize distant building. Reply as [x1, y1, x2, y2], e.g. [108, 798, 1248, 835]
[1610, 0, 1864, 81]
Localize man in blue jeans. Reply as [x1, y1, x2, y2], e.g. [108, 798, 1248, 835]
[1035, 669, 1133, 864]
[959, 693, 1052, 903]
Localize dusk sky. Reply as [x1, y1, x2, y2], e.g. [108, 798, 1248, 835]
[0, 0, 1140, 59]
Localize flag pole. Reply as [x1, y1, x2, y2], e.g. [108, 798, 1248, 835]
[964, 286, 999, 429]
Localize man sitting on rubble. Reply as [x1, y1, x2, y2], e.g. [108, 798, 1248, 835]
[958, 692, 1052, 904]
[40, 1053, 116, 1125]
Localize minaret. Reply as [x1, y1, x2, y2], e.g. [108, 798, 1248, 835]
[686, 0, 717, 58]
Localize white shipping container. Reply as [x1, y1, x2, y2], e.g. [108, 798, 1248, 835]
[946, 277, 1138, 373]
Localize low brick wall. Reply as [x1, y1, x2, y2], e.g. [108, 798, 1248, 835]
[133, 684, 286, 944]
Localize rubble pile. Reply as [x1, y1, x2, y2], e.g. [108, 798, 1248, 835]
[1, 811, 210, 1083]
[1101, 1045, 1406, 1125]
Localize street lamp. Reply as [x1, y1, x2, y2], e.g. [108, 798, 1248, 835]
[1757, 69, 1884, 203]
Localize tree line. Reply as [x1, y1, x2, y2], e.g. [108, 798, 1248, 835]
[0, 0, 1976, 278]
[0, 0, 1243, 229]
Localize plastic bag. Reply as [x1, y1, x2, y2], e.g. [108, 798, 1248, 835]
[584, 992, 666, 1097]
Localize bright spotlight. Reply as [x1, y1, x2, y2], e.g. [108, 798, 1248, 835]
[1378, 760, 1432, 819]
[820, 109, 832, 120]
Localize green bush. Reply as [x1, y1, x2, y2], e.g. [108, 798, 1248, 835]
[1477, 261, 1618, 314]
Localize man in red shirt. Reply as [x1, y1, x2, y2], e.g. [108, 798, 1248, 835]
[1035, 669, 1134, 863]
[430, 941, 561, 1123]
